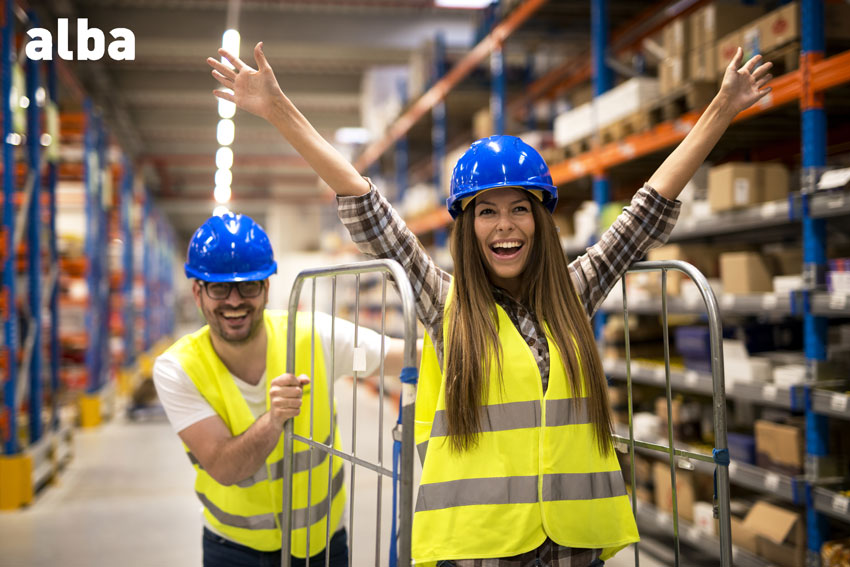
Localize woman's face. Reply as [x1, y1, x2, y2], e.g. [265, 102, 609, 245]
[472, 187, 535, 294]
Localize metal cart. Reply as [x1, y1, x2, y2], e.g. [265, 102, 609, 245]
[280, 260, 419, 567]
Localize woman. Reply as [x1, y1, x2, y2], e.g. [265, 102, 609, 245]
[208, 43, 772, 566]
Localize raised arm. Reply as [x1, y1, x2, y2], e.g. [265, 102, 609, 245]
[648, 47, 773, 200]
[208, 42, 369, 197]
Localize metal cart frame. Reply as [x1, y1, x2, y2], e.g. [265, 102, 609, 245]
[614, 260, 732, 566]
[279, 260, 419, 567]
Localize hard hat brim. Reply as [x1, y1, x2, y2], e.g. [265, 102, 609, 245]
[184, 262, 277, 282]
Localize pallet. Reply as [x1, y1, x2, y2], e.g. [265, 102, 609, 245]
[762, 41, 800, 77]
[649, 81, 717, 125]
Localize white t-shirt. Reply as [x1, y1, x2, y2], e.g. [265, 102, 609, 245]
[153, 311, 389, 433]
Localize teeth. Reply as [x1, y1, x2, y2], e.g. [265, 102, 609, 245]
[222, 310, 248, 319]
[492, 241, 521, 249]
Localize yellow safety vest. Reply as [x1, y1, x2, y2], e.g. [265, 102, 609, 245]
[166, 310, 346, 557]
[412, 297, 638, 563]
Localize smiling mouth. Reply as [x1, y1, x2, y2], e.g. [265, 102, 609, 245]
[490, 241, 523, 258]
[220, 309, 250, 323]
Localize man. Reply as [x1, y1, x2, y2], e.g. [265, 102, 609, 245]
[153, 212, 405, 566]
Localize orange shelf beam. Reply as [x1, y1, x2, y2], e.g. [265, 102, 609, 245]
[353, 0, 549, 173]
[551, 49, 850, 186]
[407, 49, 850, 236]
[407, 208, 453, 235]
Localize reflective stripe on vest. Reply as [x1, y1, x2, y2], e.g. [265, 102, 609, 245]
[411, 291, 638, 563]
[415, 470, 626, 513]
[166, 310, 346, 556]
[187, 432, 333, 488]
[197, 465, 346, 531]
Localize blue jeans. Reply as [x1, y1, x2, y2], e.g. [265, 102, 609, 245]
[203, 527, 349, 567]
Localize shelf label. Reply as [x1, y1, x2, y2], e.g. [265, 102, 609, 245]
[760, 201, 780, 218]
[685, 371, 700, 387]
[686, 526, 701, 541]
[828, 194, 846, 209]
[654, 367, 667, 382]
[352, 347, 367, 373]
[829, 294, 848, 311]
[831, 393, 849, 413]
[728, 461, 738, 477]
[761, 295, 778, 310]
[765, 472, 781, 492]
[833, 495, 850, 515]
[657, 511, 671, 526]
[762, 385, 778, 401]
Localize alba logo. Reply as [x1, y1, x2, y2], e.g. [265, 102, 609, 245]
[25, 18, 134, 61]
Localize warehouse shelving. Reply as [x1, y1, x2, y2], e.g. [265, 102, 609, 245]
[345, 0, 850, 563]
[604, 359, 807, 411]
[0, 6, 69, 510]
[634, 500, 773, 567]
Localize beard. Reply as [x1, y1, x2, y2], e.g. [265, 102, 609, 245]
[201, 299, 265, 345]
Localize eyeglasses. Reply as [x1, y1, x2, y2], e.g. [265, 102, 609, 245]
[201, 280, 265, 300]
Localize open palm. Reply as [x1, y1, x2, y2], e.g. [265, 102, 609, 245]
[719, 47, 773, 115]
[207, 42, 282, 122]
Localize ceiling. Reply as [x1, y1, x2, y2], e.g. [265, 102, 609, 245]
[26, 0, 656, 246]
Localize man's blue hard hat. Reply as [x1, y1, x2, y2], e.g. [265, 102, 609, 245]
[446, 135, 557, 219]
[184, 212, 277, 282]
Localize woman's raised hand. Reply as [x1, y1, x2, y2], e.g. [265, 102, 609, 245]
[207, 41, 282, 122]
[718, 47, 774, 116]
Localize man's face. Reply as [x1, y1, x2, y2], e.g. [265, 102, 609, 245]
[193, 280, 268, 344]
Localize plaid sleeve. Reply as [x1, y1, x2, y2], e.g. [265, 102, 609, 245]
[568, 184, 681, 317]
[337, 182, 451, 340]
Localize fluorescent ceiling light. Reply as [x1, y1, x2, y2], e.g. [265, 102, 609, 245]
[216, 147, 234, 169]
[217, 119, 235, 145]
[435, 0, 494, 8]
[213, 205, 230, 217]
[218, 92, 236, 119]
[222, 29, 240, 59]
[214, 185, 232, 204]
[335, 127, 372, 145]
[215, 168, 233, 188]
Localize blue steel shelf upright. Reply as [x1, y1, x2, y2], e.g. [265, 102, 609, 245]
[0, 6, 63, 510]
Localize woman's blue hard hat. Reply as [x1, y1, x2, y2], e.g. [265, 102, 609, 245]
[446, 135, 557, 219]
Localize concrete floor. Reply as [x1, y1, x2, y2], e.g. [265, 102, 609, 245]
[0, 380, 667, 567]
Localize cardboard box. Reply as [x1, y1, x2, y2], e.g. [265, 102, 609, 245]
[731, 515, 759, 554]
[647, 243, 719, 295]
[761, 163, 791, 203]
[662, 17, 690, 55]
[708, 162, 790, 212]
[472, 107, 492, 141]
[759, 1, 799, 53]
[826, 2, 850, 41]
[653, 461, 696, 522]
[754, 419, 804, 474]
[689, 47, 718, 82]
[709, 163, 758, 211]
[716, 30, 742, 75]
[696, 1, 765, 46]
[766, 247, 803, 276]
[743, 501, 806, 567]
[659, 56, 686, 95]
[720, 251, 774, 294]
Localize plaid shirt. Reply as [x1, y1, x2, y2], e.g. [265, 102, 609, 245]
[338, 182, 679, 566]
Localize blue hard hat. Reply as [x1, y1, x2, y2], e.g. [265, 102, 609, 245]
[446, 135, 557, 219]
[184, 213, 277, 282]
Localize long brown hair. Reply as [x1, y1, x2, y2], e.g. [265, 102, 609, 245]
[443, 194, 614, 455]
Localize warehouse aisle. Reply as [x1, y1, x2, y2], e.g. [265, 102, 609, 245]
[0, 407, 202, 566]
[0, 381, 664, 567]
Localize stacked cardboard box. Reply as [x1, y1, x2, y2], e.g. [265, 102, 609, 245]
[687, 0, 762, 81]
[708, 162, 790, 212]
[659, 17, 689, 94]
[754, 419, 804, 475]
